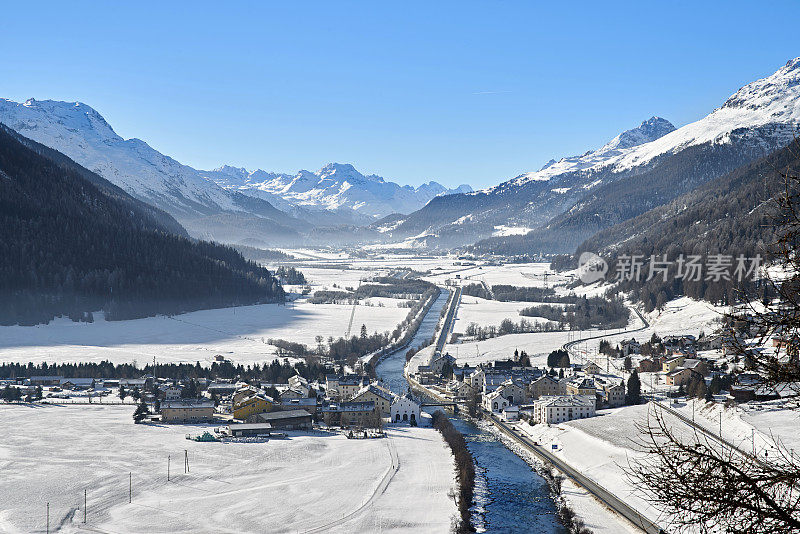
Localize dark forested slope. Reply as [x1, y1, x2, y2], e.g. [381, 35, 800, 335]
[0, 124, 284, 325]
[573, 138, 800, 310]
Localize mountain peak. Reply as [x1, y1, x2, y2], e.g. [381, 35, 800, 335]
[599, 116, 676, 152]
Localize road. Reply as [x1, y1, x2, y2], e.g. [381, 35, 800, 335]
[562, 305, 650, 355]
[489, 413, 665, 534]
[433, 286, 461, 358]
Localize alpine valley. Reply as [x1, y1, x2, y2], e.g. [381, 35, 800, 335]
[1, 58, 799, 256]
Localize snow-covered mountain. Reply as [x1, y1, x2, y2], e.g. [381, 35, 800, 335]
[0, 97, 469, 246]
[0, 98, 244, 216]
[204, 163, 472, 219]
[393, 57, 800, 251]
[506, 116, 676, 186]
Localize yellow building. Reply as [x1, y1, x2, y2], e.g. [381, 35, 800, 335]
[233, 394, 274, 421]
[662, 356, 686, 373]
[351, 384, 394, 415]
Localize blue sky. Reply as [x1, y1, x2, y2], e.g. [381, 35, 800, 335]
[1, 1, 798, 189]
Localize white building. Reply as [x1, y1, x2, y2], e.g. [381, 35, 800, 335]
[390, 395, 421, 423]
[502, 405, 520, 422]
[483, 390, 509, 412]
[532, 395, 595, 424]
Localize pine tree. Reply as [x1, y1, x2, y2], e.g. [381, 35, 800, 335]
[133, 400, 149, 423]
[626, 370, 642, 405]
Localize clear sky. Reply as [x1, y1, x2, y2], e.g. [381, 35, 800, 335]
[1, 1, 798, 189]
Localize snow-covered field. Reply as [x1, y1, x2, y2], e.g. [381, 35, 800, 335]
[516, 404, 671, 530]
[451, 296, 543, 335]
[0, 404, 456, 534]
[0, 300, 409, 366]
[0, 261, 421, 366]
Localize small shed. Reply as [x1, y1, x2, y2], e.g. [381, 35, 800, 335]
[227, 423, 273, 437]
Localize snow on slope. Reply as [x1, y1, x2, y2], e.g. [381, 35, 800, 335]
[495, 116, 676, 189]
[207, 162, 473, 218]
[504, 57, 800, 189]
[0, 98, 242, 216]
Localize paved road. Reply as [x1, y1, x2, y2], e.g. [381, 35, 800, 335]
[432, 286, 461, 359]
[489, 414, 665, 534]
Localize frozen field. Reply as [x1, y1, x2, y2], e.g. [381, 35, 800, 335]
[0, 300, 408, 366]
[451, 296, 548, 335]
[0, 404, 456, 534]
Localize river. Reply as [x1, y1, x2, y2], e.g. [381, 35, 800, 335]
[374, 291, 565, 533]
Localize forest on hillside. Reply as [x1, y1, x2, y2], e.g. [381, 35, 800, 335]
[0, 124, 285, 325]
[557, 139, 800, 311]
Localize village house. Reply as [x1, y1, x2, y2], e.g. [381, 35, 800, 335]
[233, 394, 274, 421]
[28, 376, 63, 386]
[620, 338, 641, 356]
[428, 352, 456, 375]
[247, 409, 313, 430]
[279, 387, 305, 401]
[532, 395, 596, 424]
[335, 376, 366, 400]
[232, 386, 260, 406]
[665, 367, 693, 386]
[446, 380, 475, 399]
[502, 405, 520, 422]
[682, 358, 709, 377]
[321, 401, 377, 427]
[120, 378, 148, 390]
[528, 375, 565, 400]
[583, 361, 602, 375]
[325, 374, 340, 394]
[482, 371, 512, 395]
[59, 378, 95, 390]
[565, 377, 596, 397]
[160, 399, 216, 423]
[351, 383, 394, 415]
[288, 374, 310, 396]
[662, 355, 686, 373]
[390, 395, 421, 423]
[495, 379, 527, 405]
[206, 382, 238, 397]
[162, 386, 182, 401]
[638, 357, 661, 373]
[697, 334, 723, 351]
[483, 390, 509, 412]
[278, 397, 318, 415]
[595, 377, 625, 407]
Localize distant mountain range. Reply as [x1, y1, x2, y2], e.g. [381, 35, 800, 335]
[2, 57, 800, 254]
[387, 58, 800, 252]
[205, 163, 471, 220]
[0, 98, 470, 247]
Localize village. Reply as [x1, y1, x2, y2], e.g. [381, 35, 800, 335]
[0, 365, 427, 438]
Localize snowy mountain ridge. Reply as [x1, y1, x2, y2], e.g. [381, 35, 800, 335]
[206, 162, 472, 219]
[493, 116, 676, 189]
[498, 57, 800, 191]
[0, 97, 243, 216]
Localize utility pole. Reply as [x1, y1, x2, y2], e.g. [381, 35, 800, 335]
[84, 489, 87, 523]
[129, 472, 132, 503]
[168, 455, 171, 481]
[185, 449, 189, 473]
[46, 502, 49, 534]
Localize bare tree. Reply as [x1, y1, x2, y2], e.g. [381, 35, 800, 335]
[628, 150, 800, 533]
